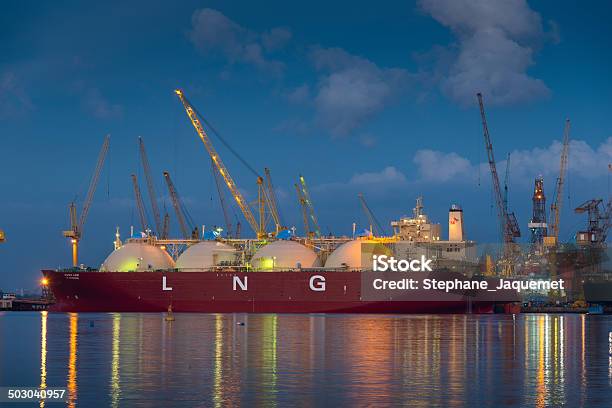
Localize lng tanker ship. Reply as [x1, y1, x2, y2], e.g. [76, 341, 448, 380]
[42, 203, 519, 314]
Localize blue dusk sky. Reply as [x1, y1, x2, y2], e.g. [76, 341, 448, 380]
[1, 0, 611, 289]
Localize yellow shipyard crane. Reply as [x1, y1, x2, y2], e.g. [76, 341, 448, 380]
[546, 119, 570, 247]
[175, 89, 282, 238]
[63, 135, 110, 266]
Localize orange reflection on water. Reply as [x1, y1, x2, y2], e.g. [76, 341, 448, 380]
[39, 311, 47, 408]
[67, 313, 78, 408]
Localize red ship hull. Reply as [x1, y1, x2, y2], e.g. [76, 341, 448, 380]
[42, 269, 514, 314]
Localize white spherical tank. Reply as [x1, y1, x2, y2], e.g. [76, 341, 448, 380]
[324, 239, 391, 269]
[176, 241, 237, 271]
[100, 242, 175, 272]
[251, 240, 321, 270]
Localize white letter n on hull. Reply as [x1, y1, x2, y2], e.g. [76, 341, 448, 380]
[233, 276, 247, 291]
[162, 276, 173, 291]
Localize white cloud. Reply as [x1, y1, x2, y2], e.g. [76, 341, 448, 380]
[359, 134, 377, 147]
[72, 81, 122, 119]
[82, 87, 123, 119]
[189, 9, 289, 75]
[286, 84, 310, 104]
[419, 0, 552, 105]
[349, 166, 407, 185]
[413, 150, 474, 182]
[313, 166, 408, 195]
[413, 137, 612, 184]
[310, 47, 409, 136]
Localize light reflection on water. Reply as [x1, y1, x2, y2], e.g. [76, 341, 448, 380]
[1, 313, 612, 407]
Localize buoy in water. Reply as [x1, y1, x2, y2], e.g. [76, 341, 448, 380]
[165, 304, 175, 321]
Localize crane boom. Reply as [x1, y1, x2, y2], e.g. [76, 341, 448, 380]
[78, 135, 110, 231]
[63, 135, 110, 266]
[131, 174, 148, 233]
[358, 193, 385, 236]
[298, 175, 321, 238]
[174, 89, 259, 236]
[477, 93, 520, 244]
[163, 171, 190, 239]
[138, 137, 162, 236]
[212, 160, 233, 238]
[549, 119, 570, 243]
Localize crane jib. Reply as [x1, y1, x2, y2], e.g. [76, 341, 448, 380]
[174, 89, 259, 236]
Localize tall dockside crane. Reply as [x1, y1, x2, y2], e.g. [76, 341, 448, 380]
[358, 193, 385, 236]
[477, 94, 521, 245]
[163, 171, 195, 239]
[575, 199, 612, 246]
[174, 89, 266, 237]
[297, 175, 321, 238]
[477, 94, 520, 277]
[63, 135, 110, 266]
[131, 174, 148, 233]
[546, 119, 571, 246]
[138, 137, 162, 236]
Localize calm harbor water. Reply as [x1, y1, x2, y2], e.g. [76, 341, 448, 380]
[1, 312, 612, 407]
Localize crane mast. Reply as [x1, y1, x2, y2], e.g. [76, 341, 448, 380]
[548, 119, 570, 245]
[138, 137, 162, 236]
[131, 174, 148, 233]
[174, 89, 261, 237]
[477, 93, 520, 245]
[63, 135, 110, 266]
[163, 171, 190, 239]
